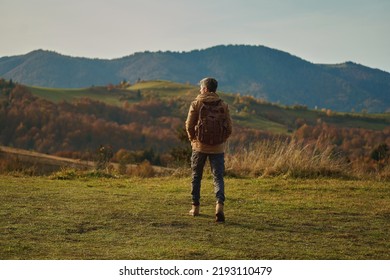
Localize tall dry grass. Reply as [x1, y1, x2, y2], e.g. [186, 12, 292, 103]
[225, 139, 349, 178]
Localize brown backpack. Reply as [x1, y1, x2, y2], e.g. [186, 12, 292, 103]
[195, 100, 228, 145]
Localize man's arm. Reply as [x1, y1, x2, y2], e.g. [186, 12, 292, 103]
[225, 104, 233, 140]
[185, 101, 198, 141]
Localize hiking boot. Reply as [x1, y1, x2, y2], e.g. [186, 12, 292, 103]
[189, 205, 200, 216]
[215, 203, 225, 222]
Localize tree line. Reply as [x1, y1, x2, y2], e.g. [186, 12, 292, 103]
[1, 78, 388, 171]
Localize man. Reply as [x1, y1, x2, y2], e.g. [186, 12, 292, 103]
[185, 77, 232, 222]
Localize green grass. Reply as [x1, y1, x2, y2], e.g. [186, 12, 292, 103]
[28, 81, 198, 107]
[128, 80, 197, 101]
[128, 80, 193, 92]
[234, 112, 288, 134]
[1, 175, 389, 260]
[28, 86, 136, 106]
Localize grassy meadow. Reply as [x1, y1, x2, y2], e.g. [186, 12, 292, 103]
[28, 80, 197, 105]
[1, 174, 389, 260]
[28, 86, 135, 106]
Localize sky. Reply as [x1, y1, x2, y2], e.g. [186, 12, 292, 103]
[1, 0, 390, 72]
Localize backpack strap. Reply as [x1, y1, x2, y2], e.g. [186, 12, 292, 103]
[198, 102, 205, 123]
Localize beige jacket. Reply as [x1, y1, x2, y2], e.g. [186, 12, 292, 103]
[185, 92, 232, 153]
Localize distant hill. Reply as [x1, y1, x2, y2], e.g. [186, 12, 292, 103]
[1, 45, 389, 112]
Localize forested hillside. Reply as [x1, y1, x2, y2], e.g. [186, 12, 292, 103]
[1, 45, 389, 112]
[1, 79, 389, 173]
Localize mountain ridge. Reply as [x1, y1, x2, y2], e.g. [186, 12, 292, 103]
[1, 45, 389, 112]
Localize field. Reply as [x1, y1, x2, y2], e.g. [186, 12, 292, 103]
[28, 86, 136, 106]
[1, 174, 389, 260]
[28, 81, 196, 105]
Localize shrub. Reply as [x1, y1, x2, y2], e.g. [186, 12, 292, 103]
[0, 157, 38, 176]
[128, 160, 155, 178]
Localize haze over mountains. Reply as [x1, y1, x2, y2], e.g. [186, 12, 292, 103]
[1, 45, 389, 113]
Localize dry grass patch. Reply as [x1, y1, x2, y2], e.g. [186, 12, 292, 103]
[226, 140, 348, 178]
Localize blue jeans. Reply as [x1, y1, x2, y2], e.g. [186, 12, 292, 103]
[191, 151, 225, 205]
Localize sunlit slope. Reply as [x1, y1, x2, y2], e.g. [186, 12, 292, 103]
[28, 80, 390, 134]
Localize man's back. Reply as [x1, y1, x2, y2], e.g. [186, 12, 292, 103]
[185, 91, 232, 154]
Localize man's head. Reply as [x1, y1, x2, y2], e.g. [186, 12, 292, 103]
[199, 77, 218, 93]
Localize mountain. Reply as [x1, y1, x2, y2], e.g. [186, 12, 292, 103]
[1, 45, 389, 112]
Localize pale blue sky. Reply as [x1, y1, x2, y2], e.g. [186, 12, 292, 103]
[1, 0, 389, 72]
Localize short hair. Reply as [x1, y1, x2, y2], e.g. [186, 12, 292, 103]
[199, 77, 218, 92]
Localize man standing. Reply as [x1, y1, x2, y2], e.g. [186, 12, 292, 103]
[185, 77, 232, 222]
